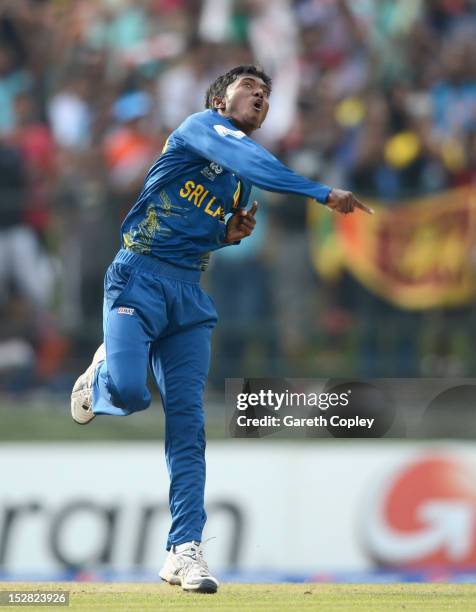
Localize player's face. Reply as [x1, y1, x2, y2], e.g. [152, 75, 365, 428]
[215, 74, 270, 134]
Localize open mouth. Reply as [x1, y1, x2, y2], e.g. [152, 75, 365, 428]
[252, 100, 263, 112]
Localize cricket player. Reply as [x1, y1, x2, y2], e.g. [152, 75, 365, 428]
[70, 65, 372, 594]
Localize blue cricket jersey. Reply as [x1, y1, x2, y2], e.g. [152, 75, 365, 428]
[121, 109, 332, 270]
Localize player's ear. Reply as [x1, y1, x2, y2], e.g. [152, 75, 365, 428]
[212, 96, 226, 111]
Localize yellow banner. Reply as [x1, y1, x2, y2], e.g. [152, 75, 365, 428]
[308, 187, 476, 309]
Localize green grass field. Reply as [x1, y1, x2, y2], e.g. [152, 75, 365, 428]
[1, 583, 476, 611]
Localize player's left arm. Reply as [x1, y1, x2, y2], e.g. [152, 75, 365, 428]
[224, 200, 258, 244]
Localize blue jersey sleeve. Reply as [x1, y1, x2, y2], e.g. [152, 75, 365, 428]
[176, 110, 332, 204]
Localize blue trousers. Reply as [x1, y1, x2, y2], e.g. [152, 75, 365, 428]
[91, 249, 217, 549]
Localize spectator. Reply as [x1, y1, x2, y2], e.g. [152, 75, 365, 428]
[0, 42, 31, 136]
[103, 88, 157, 220]
[0, 139, 54, 307]
[48, 71, 93, 150]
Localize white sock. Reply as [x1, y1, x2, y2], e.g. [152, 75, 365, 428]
[174, 541, 200, 553]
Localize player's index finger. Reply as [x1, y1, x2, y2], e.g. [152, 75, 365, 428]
[355, 199, 374, 215]
[249, 201, 258, 216]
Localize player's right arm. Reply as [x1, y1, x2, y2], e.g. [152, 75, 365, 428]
[176, 111, 373, 215]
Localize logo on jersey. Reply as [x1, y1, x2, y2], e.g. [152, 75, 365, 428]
[179, 180, 224, 220]
[201, 162, 223, 181]
[117, 307, 135, 316]
[213, 125, 246, 139]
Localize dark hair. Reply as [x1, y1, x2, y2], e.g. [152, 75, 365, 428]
[205, 65, 272, 109]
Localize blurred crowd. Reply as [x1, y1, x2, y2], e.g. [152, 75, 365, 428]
[1, 0, 476, 393]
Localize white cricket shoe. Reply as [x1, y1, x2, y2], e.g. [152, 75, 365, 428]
[70, 344, 106, 424]
[159, 541, 219, 593]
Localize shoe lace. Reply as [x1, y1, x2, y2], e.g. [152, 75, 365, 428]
[181, 539, 214, 577]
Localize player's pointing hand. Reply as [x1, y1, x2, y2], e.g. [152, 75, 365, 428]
[326, 189, 374, 215]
